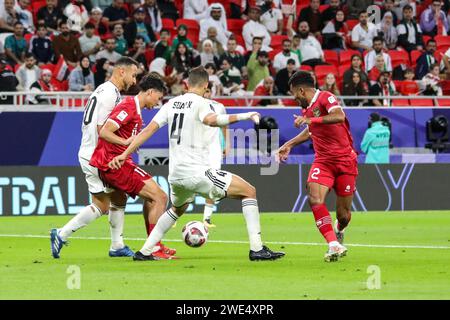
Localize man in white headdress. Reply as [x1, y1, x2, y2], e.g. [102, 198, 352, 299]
[199, 3, 231, 50]
[184, 0, 209, 21]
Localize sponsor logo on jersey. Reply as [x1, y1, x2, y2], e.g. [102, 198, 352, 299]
[117, 110, 128, 121]
[313, 107, 321, 117]
[345, 185, 351, 192]
[328, 95, 337, 104]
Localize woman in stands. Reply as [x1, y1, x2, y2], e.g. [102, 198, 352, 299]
[322, 10, 349, 51]
[320, 73, 340, 96]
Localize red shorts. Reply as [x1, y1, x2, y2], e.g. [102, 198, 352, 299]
[307, 159, 358, 197]
[99, 161, 152, 198]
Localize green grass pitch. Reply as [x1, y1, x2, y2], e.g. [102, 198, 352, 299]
[0, 211, 449, 300]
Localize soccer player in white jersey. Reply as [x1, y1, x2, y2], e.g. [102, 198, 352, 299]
[110, 67, 285, 261]
[50, 57, 139, 258]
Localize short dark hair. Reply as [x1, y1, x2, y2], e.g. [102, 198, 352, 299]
[160, 28, 170, 34]
[351, 54, 362, 61]
[14, 21, 23, 27]
[427, 39, 436, 45]
[252, 36, 263, 43]
[359, 10, 367, 16]
[370, 112, 381, 123]
[373, 36, 383, 44]
[84, 22, 95, 29]
[188, 66, 209, 87]
[25, 52, 35, 59]
[37, 24, 46, 30]
[288, 71, 315, 89]
[403, 4, 413, 11]
[59, 20, 67, 28]
[139, 73, 166, 93]
[282, 39, 291, 45]
[205, 62, 216, 72]
[114, 57, 139, 68]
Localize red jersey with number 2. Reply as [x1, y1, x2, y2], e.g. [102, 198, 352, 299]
[90, 96, 143, 171]
[302, 90, 357, 162]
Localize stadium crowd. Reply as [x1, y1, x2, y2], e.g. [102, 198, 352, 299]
[0, 0, 450, 106]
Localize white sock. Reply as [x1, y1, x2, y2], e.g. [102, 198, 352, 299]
[242, 198, 263, 252]
[329, 241, 340, 247]
[109, 204, 125, 250]
[59, 204, 102, 241]
[140, 209, 178, 255]
[203, 202, 214, 221]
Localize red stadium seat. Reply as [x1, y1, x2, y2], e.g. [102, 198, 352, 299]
[434, 50, 445, 64]
[339, 50, 361, 67]
[319, 4, 329, 13]
[162, 18, 175, 30]
[323, 50, 339, 67]
[423, 35, 432, 46]
[437, 99, 450, 107]
[144, 48, 155, 66]
[234, 34, 245, 48]
[346, 19, 359, 31]
[24, 33, 34, 44]
[299, 65, 313, 71]
[409, 99, 435, 107]
[270, 35, 289, 50]
[410, 50, 423, 69]
[391, 99, 410, 107]
[435, 35, 450, 51]
[282, 99, 298, 107]
[31, 0, 46, 24]
[268, 49, 281, 61]
[338, 65, 349, 77]
[176, 19, 199, 30]
[441, 80, 450, 95]
[314, 65, 338, 83]
[227, 19, 246, 34]
[389, 50, 410, 68]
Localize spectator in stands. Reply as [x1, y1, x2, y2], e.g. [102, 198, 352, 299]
[420, 0, 449, 37]
[157, 0, 179, 22]
[0, 0, 19, 33]
[230, 0, 246, 20]
[127, 36, 148, 69]
[64, 0, 89, 33]
[273, 39, 300, 72]
[89, 6, 108, 36]
[195, 39, 220, 68]
[27, 68, 55, 104]
[351, 10, 378, 52]
[4, 22, 27, 67]
[321, 73, 340, 96]
[343, 71, 368, 107]
[365, 36, 393, 73]
[219, 58, 245, 96]
[346, 0, 374, 20]
[0, 58, 18, 105]
[369, 71, 397, 107]
[16, 53, 40, 90]
[260, 0, 283, 35]
[96, 37, 122, 64]
[198, 27, 225, 57]
[79, 22, 102, 62]
[37, 0, 64, 33]
[244, 36, 262, 63]
[205, 62, 222, 96]
[275, 58, 297, 95]
[343, 54, 368, 85]
[102, 0, 129, 30]
[93, 57, 110, 86]
[360, 112, 391, 164]
[422, 63, 443, 95]
[154, 28, 171, 60]
[171, 24, 194, 51]
[297, 0, 323, 37]
[53, 21, 83, 67]
[376, 12, 398, 50]
[112, 23, 127, 56]
[124, 7, 156, 47]
[170, 42, 194, 77]
[199, 3, 231, 50]
[247, 49, 270, 91]
[220, 37, 247, 77]
[143, 0, 162, 33]
[183, 0, 208, 21]
[397, 4, 424, 52]
[368, 54, 388, 84]
[297, 21, 325, 67]
[416, 39, 437, 80]
[441, 47, 450, 78]
[30, 24, 54, 65]
[322, 9, 349, 51]
[290, 34, 302, 64]
[15, 0, 34, 33]
[322, 0, 342, 24]
[380, 0, 399, 26]
[69, 55, 95, 91]
[398, 68, 420, 96]
[243, 6, 271, 51]
[252, 76, 278, 106]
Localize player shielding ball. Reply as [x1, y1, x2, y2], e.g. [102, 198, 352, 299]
[109, 67, 285, 261]
[277, 71, 358, 262]
[50, 57, 139, 259]
[89, 74, 176, 259]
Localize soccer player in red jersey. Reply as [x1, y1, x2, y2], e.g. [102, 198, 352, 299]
[277, 71, 358, 262]
[90, 74, 175, 259]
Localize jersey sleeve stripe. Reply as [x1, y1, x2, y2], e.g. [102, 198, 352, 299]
[107, 119, 121, 129]
[327, 106, 342, 113]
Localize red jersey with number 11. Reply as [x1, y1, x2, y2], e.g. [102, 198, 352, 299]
[90, 96, 143, 171]
[302, 90, 357, 162]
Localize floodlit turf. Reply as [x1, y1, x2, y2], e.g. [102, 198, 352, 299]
[0, 211, 449, 300]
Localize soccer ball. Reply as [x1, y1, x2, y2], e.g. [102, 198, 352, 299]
[182, 221, 208, 248]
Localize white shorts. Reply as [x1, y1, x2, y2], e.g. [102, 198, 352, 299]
[79, 157, 114, 194]
[170, 168, 233, 208]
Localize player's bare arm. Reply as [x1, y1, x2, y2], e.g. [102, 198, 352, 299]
[293, 108, 346, 128]
[202, 112, 261, 127]
[277, 127, 311, 162]
[109, 121, 161, 169]
[99, 120, 136, 146]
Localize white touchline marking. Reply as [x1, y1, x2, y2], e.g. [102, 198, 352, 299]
[0, 234, 449, 250]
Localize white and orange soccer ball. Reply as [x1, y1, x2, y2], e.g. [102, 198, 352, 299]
[182, 221, 208, 248]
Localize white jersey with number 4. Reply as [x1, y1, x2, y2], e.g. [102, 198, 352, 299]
[78, 81, 121, 161]
[152, 92, 221, 182]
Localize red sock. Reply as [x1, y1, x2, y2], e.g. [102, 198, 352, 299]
[337, 212, 352, 232]
[311, 204, 337, 243]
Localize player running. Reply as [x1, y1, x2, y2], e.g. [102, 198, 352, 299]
[50, 57, 139, 259]
[109, 67, 285, 262]
[90, 73, 176, 260]
[277, 71, 358, 262]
